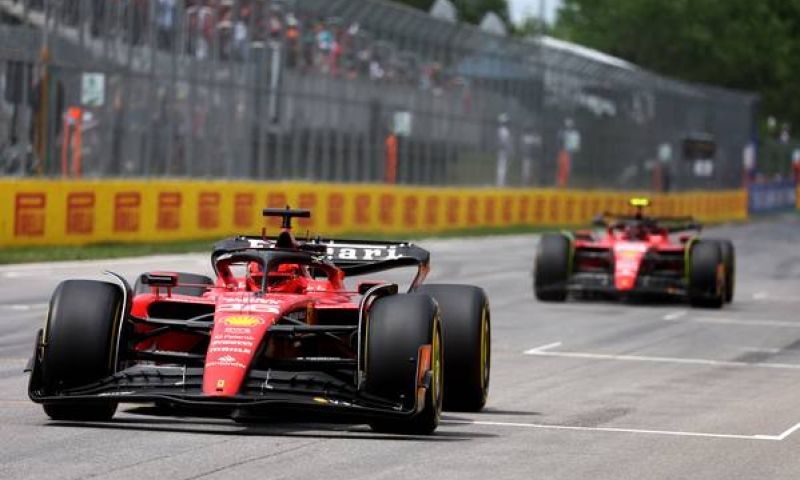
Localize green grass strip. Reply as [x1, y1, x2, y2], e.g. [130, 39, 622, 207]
[0, 225, 582, 265]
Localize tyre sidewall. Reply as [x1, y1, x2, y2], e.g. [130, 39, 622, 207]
[41, 280, 124, 393]
[417, 284, 489, 411]
[689, 241, 724, 307]
[534, 233, 571, 301]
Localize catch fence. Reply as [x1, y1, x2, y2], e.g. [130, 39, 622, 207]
[0, 0, 758, 191]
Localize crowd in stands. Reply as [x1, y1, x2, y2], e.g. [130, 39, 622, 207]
[15, 0, 467, 96]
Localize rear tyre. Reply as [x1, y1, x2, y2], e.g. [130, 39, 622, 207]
[417, 284, 490, 412]
[688, 241, 725, 309]
[365, 294, 443, 435]
[40, 280, 123, 421]
[133, 272, 214, 297]
[534, 233, 571, 302]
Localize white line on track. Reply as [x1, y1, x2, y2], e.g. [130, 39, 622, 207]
[0, 254, 205, 276]
[523, 345, 800, 370]
[522, 342, 562, 355]
[753, 292, 768, 300]
[740, 346, 783, 354]
[0, 358, 28, 364]
[440, 419, 800, 442]
[662, 310, 687, 321]
[0, 303, 48, 311]
[773, 421, 800, 441]
[659, 311, 800, 329]
[687, 316, 800, 329]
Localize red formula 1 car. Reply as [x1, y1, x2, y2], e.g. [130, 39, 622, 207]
[533, 198, 735, 308]
[27, 208, 491, 435]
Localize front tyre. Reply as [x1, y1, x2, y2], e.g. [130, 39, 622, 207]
[417, 284, 490, 412]
[38, 280, 123, 421]
[365, 294, 443, 435]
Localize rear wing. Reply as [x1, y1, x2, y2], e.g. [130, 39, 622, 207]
[313, 238, 430, 275]
[212, 235, 430, 287]
[594, 213, 702, 233]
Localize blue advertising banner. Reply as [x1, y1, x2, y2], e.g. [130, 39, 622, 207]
[748, 181, 797, 214]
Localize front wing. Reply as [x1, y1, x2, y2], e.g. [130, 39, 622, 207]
[565, 272, 687, 296]
[28, 363, 425, 423]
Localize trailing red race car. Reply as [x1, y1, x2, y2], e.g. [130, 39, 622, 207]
[27, 208, 491, 435]
[534, 198, 735, 308]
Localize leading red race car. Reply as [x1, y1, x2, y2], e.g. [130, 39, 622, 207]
[533, 198, 735, 308]
[27, 208, 491, 435]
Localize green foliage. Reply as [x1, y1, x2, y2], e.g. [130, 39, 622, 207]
[554, 0, 800, 128]
[452, 0, 510, 25]
[511, 15, 549, 37]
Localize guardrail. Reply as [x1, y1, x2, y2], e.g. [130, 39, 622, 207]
[0, 179, 749, 247]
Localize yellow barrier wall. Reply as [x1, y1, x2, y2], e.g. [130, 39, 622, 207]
[0, 179, 749, 247]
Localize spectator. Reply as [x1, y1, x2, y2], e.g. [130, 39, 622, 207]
[315, 21, 333, 73]
[129, 0, 149, 46]
[155, 0, 176, 50]
[496, 113, 512, 187]
[217, 5, 233, 60]
[187, 1, 214, 59]
[268, 5, 283, 41]
[285, 13, 300, 68]
[300, 14, 316, 70]
[232, 7, 249, 61]
[369, 57, 384, 81]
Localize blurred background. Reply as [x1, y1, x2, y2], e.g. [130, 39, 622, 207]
[1, 0, 793, 193]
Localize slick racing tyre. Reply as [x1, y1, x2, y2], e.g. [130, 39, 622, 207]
[688, 241, 725, 309]
[133, 272, 214, 297]
[534, 233, 571, 302]
[365, 294, 443, 435]
[417, 284, 490, 412]
[40, 280, 123, 421]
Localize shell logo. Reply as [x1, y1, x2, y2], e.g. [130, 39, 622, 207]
[224, 316, 263, 327]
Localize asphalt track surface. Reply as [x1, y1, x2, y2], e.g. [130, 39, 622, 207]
[1, 218, 800, 479]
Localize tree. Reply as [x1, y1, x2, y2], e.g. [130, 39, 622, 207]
[553, 0, 800, 129]
[453, 0, 511, 25]
[511, 15, 549, 37]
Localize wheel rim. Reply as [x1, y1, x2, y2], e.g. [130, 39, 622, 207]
[431, 321, 443, 417]
[716, 264, 726, 300]
[480, 306, 490, 396]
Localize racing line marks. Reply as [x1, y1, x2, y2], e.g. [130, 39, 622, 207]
[440, 419, 800, 442]
[524, 347, 800, 370]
